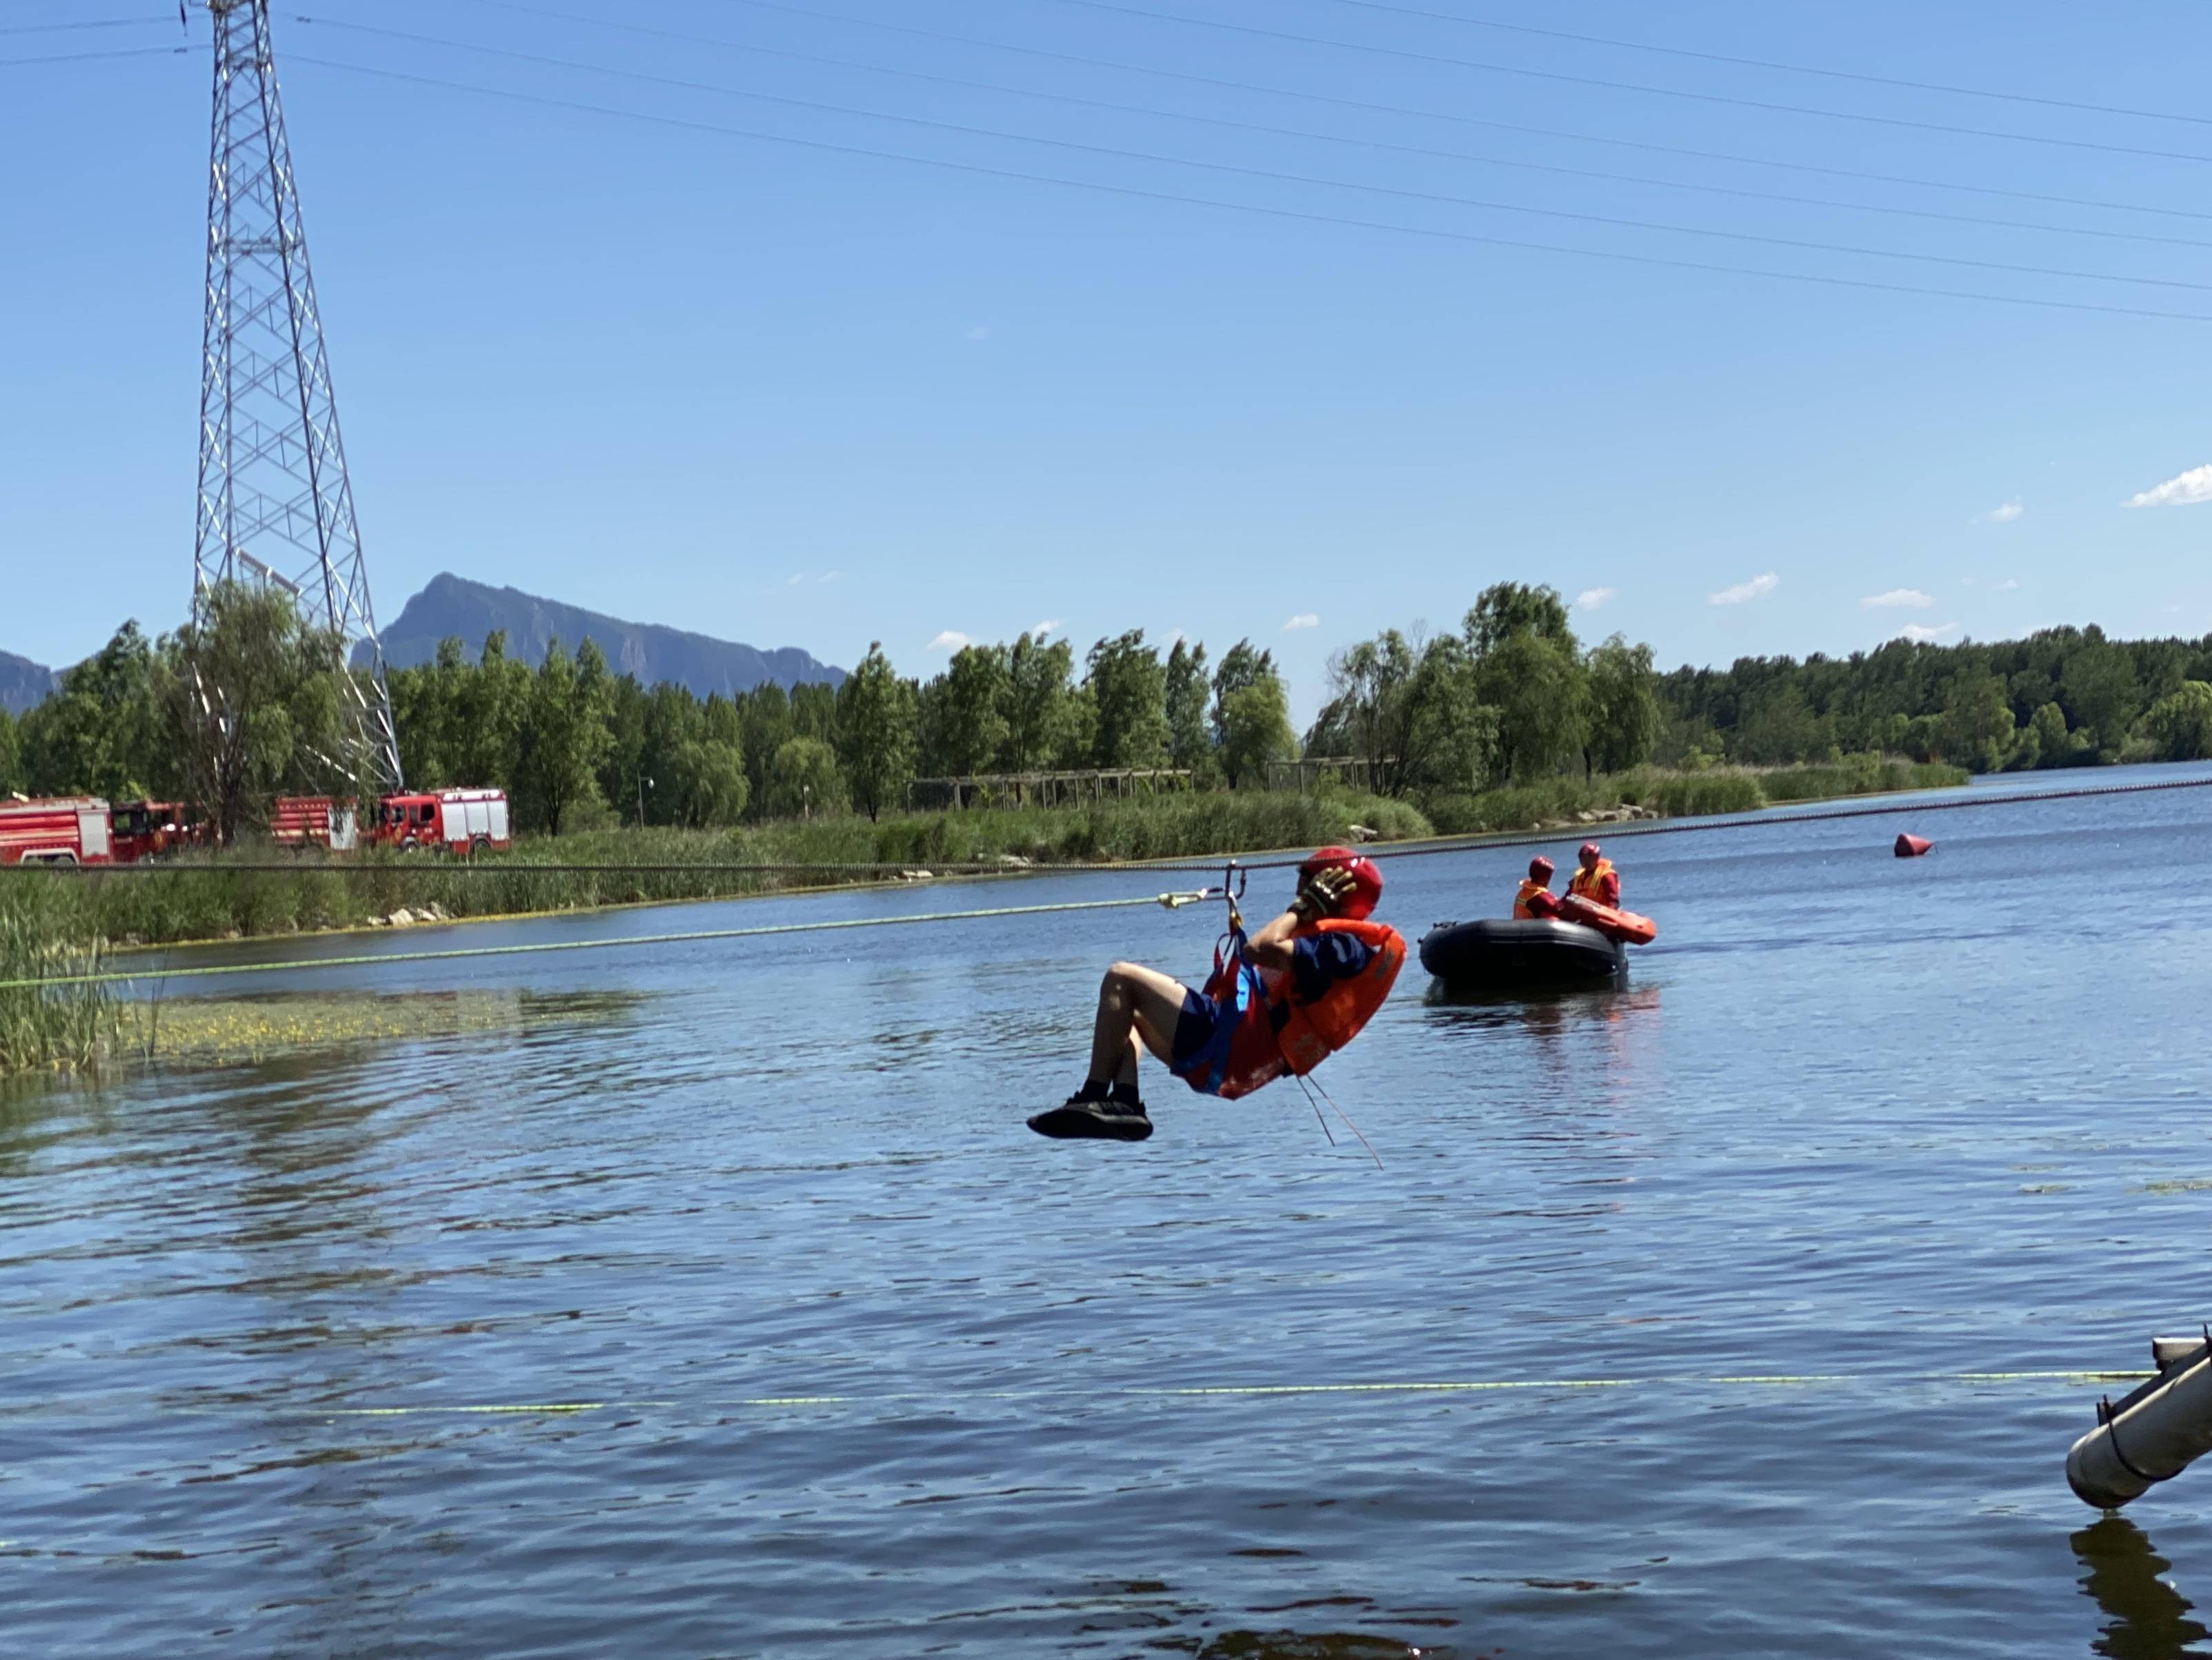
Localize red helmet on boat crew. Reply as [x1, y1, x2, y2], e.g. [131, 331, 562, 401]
[1579, 841, 1603, 865]
[1529, 856, 1555, 881]
[1299, 845, 1382, 920]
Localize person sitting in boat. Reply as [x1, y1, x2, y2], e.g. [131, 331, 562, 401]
[1029, 848, 1404, 1143]
[1515, 856, 1562, 919]
[1568, 842, 1620, 907]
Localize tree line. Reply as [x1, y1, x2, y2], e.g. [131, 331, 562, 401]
[1656, 626, 2212, 773]
[9, 584, 2211, 842]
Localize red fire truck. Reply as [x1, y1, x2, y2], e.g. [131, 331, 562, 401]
[270, 796, 361, 852]
[374, 789, 511, 853]
[108, 800, 206, 864]
[0, 796, 116, 866]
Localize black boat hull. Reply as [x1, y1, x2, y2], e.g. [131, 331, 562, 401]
[1417, 918, 1628, 988]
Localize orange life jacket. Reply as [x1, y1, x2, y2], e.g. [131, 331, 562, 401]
[1194, 918, 1407, 1100]
[1568, 858, 1617, 903]
[1513, 879, 1553, 919]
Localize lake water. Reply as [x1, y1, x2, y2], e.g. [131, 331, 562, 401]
[8, 765, 2212, 1657]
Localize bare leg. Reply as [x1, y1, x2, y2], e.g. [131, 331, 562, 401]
[1087, 961, 1190, 1088]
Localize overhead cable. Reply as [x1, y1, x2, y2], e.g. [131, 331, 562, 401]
[461, 0, 2212, 227]
[358, 5, 2212, 253]
[0, 16, 175, 37]
[279, 54, 2212, 324]
[0, 44, 188, 68]
[1314, 0, 2212, 130]
[295, 21, 2212, 297]
[1045, 0, 2212, 167]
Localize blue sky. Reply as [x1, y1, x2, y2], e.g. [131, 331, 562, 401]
[6, 0, 2211, 721]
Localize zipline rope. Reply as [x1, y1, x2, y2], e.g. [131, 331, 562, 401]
[9, 771, 2211, 880]
[0, 889, 1214, 993]
[117, 1365, 2152, 1422]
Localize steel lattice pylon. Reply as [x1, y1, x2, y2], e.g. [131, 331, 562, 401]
[193, 0, 403, 791]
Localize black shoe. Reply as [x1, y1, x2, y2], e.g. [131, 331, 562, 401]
[1028, 1090, 1154, 1141]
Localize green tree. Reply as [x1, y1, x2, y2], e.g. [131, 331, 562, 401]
[1465, 582, 1574, 657]
[1085, 630, 1170, 768]
[1731, 682, 1828, 767]
[764, 735, 846, 818]
[1583, 635, 1662, 775]
[457, 631, 530, 789]
[2140, 681, 2212, 761]
[2028, 700, 2076, 767]
[163, 583, 352, 844]
[835, 642, 918, 820]
[1163, 638, 1213, 774]
[933, 644, 1011, 779]
[1210, 639, 1275, 747]
[737, 681, 793, 813]
[1477, 630, 1590, 781]
[21, 621, 164, 800]
[2062, 632, 2142, 752]
[1219, 666, 1296, 788]
[668, 738, 750, 824]
[0, 705, 20, 796]
[599, 671, 649, 821]
[514, 637, 612, 835]
[1939, 672, 2017, 773]
[1004, 632, 1074, 773]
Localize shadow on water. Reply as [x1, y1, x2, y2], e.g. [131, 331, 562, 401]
[1420, 980, 1660, 1037]
[2075, 1517, 2212, 1660]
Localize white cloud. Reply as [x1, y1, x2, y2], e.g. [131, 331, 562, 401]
[784, 573, 806, 587]
[966, 324, 990, 341]
[1996, 577, 2020, 591]
[817, 571, 841, 584]
[1976, 500, 2024, 524]
[1708, 572, 1779, 606]
[1860, 589, 1935, 611]
[1030, 619, 1060, 640]
[927, 630, 971, 651]
[1283, 613, 1319, 631]
[1574, 586, 1617, 611]
[1897, 622, 1960, 642]
[2126, 464, 2212, 508]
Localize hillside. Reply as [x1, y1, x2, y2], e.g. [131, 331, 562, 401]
[0, 649, 56, 715]
[366, 573, 843, 694]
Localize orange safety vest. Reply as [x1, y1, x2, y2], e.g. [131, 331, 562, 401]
[1200, 918, 1407, 1100]
[1513, 879, 1553, 920]
[1568, 858, 1617, 903]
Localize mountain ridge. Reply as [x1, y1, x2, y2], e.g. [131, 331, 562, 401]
[0, 649, 57, 716]
[366, 573, 844, 695]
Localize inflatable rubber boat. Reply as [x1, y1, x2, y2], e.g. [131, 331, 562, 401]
[1417, 917, 1628, 988]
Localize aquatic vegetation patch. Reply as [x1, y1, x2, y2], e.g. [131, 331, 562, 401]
[128, 988, 641, 1067]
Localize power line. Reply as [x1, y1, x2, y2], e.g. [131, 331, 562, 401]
[1313, 0, 2212, 130]
[350, 4, 2212, 255]
[295, 19, 2212, 297]
[283, 53, 2212, 325]
[1044, 0, 2212, 167]
[470, 0, 2212, 228]
[0, 16, 174, 37]
[0, 45, 188, 68]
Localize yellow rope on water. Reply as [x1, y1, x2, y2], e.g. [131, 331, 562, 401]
[0, 889, 1213, 992]
[288, 1367, 2149, 1418]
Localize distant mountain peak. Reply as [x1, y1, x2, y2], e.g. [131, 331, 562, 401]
[368, 573, 844, 695]
[0, 649, 57, 716]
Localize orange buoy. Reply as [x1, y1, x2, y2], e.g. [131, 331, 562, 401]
[1895, 833, 1933, 858]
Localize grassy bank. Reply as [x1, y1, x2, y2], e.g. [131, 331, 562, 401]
[1422, 756, 1967, 836]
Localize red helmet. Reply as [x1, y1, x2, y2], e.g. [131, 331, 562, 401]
[1299, 845, 1382, 920]
[1579, 842, 1603, 864]
[1529, 855, 1555, 880]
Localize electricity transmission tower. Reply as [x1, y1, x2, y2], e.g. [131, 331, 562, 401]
[192, 0, 403, 791]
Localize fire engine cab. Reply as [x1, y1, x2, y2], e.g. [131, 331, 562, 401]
[376, 789, 511, 853]
[0, 796, 115, 866]
[109, 800, 203, 864]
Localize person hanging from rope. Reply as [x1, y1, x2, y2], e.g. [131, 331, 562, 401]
[1567, 842, 1621, 907]
[1028, 847, 1406, 1143]
[1514, 856, 1562, 919]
